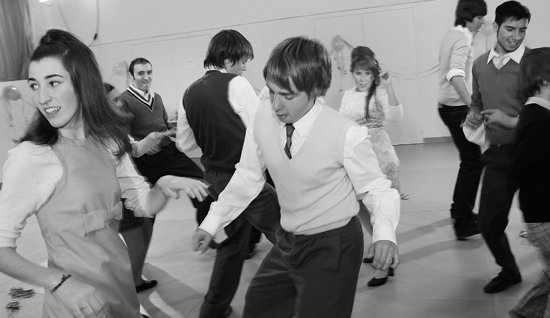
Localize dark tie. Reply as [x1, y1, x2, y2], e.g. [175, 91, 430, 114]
[284, 124, 295, 159]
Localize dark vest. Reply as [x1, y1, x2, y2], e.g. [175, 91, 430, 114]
[183, 70, 243, 173]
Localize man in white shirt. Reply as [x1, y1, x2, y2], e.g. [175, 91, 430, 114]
[192, 37, 400, 318]
[438, 0, 486, 240]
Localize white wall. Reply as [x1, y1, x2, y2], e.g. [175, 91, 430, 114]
[1, 0, 549, 177]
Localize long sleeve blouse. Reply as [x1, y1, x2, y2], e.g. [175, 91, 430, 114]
[0, 141, 153, 248]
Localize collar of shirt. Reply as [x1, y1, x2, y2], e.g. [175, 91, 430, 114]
[487, 43, 525, 66]
[278, 99, 323, 153]
[526, 96, 550, 111]
[206, 67, 227, 73]
[452, 25, 473, 44]
[129, 83, 154, 99]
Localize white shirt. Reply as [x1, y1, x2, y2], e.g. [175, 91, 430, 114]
[176, 69, 260, 153]
[487, 43, 526, 69]
[200, 99, 400, 243]
[445, 25, 474, 81]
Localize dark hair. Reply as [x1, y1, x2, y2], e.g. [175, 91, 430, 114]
[203, 30, 254, 69]
[22, 29, 131, 158]
[350, 46, 381, 120]
[454, 0, 487, 26]
[495, 1, 530, 26]
[128, 57, 152, 77]
[520, 48, 550, 100]
[263, 37, 331, 98]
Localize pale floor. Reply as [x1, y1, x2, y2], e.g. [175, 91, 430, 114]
[0, 142, 542, 318]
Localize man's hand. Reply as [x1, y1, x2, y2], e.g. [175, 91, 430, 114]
[463, 111, 484, 129]
[156, 176, 209, 200]
[481, 109, 517, 129]
[364, 240, 399, 271]
[192, 229, 214, 253]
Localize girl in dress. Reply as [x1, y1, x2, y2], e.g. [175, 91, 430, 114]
[0, 29, 208, 317]
[339, 46, 405, 287]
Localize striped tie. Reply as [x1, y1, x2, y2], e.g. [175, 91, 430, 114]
[284, 124, 295, 159]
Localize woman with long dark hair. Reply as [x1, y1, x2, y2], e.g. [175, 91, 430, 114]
[0, 29, 208, 317]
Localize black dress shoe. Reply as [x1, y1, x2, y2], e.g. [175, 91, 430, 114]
[454, 218, 480, 241]
[222, 306, 233, 318]
[367, 267, 394, 287]
[136, 279, 158, 293]
[483, 274, 521, 293]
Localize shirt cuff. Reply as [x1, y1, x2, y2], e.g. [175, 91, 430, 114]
[446, 69, 466, 82]
[198, 211, 224, 237]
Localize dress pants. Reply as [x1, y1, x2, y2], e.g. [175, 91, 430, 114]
[199, 169, 281, 318]
[478, 145, 520, 278]
[243, 217, 363, 318]
[438, 104, 483, 220]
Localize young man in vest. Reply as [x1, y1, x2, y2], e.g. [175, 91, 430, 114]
[464, 0, 531, 294]
[192, 37, 400, 318]
[118, 57, 213, 293]
[177, 30, 281, 318]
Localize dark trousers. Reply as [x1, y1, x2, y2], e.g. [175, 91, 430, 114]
[438, 105, 483, 220]
[120, 143, 213, 231]
[200, 169, 281, 318]
[478, 145, 520, 278]
[243, 217, 363, 318]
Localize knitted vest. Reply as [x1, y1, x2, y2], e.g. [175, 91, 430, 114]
[472, 50, 528, 145]
[119, 91, 168, 140]
[183, 71, 243, 173]
[253, 101, 359, 235]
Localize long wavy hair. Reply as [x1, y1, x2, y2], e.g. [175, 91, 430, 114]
[21, 29, 131, 158]
[350, 46, 381, 120]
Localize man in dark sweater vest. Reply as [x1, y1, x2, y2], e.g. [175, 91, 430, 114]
[118, 57, 214, 294]
[177, 30, 281, 318]
[464, 1, 531, 294]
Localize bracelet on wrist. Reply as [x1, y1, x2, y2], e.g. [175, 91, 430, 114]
[51, 274, 72, 293]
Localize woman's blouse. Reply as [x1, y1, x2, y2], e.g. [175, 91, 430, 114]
[0, 140, 153, 248]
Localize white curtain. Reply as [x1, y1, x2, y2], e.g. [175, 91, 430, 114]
[0, 0, 33, 81]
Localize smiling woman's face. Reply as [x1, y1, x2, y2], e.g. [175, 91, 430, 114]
[27, 57, 81, 131]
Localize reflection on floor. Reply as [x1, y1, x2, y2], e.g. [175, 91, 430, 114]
[0, 142, 540, 318]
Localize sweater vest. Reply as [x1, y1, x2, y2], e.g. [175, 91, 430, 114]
[472, 50, 527, 145]
[253, 101, 359, 235]
[183, 71, 243, 173]
[119, 91, 168, 141]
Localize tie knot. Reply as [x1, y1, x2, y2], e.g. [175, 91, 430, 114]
[285, 124, 295, 138]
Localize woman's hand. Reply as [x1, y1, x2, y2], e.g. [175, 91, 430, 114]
[54, 276, 112, 317]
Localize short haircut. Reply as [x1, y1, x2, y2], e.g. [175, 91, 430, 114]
[128, 57, 152, 76]
[203, 29, 254, 69]
[263, 37, 331, 98]
[495, 0, 530, 26]
[454, 0, 487, 26]
[520, 47, 550, 99]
